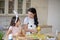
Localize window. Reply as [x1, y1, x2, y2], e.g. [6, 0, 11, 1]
[0, 0, 31, 15]
[0, 0, 5, 14]
[18, 0, 23, 14]
[8, 0, 14, 14]
[26, 0, 31, 14]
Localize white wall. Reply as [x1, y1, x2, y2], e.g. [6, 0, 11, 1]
[31, 0, 48, 25]
[47, 0, 60, 33]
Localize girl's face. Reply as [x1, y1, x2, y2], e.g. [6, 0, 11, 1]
[28, 11, 35, 18]
[16, 20, 20, 27]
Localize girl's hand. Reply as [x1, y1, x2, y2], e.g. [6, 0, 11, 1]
[15, 33, 18, 36]
[13, 33, 19, 37]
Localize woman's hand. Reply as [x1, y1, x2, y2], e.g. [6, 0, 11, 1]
[30, 29, 37, 33]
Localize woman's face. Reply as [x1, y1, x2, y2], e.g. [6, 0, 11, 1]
[28, 11, 35, 18]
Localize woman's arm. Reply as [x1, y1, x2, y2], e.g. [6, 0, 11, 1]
[27, 28, 37, 33]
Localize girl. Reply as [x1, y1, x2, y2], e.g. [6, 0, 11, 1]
[7, 16, 22, 40]
[24, 8, 39, 35]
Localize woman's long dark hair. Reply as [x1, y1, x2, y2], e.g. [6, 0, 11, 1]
[10, 16, 19, 26]
[28, 8, 38, 27]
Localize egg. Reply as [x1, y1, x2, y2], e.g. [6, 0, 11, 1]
[37, 26, 41, 32]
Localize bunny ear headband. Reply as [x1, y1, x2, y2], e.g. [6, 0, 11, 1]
[13, 10, 18, 23]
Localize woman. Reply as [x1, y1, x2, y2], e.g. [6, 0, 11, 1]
[24, 8, 39, 35]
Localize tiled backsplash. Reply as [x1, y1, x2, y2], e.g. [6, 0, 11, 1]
[0, 16, 26, 28]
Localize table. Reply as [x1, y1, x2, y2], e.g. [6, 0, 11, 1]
[16, 34, 47, 40]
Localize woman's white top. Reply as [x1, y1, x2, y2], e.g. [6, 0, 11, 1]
[24, 17, 36, 35]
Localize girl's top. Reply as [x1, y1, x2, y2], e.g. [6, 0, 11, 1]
[9, 26, 21, 34]
[8, 26, 21, 40]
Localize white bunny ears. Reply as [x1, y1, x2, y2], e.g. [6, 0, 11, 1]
[13, 10, 18, 23]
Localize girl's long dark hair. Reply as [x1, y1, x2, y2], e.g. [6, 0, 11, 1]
[28, 8, 38, 27]
[10, 16, 19, 26]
